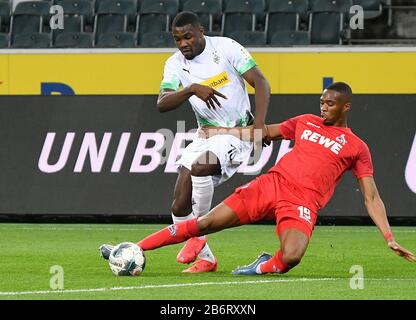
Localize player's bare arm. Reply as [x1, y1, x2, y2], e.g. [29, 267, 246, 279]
[199, 123, 283, 143]
[157, 85, 227, 113]
[157, 88, 194, 112]
[242, 67, 271, 141]
[358, 176, 416, 263]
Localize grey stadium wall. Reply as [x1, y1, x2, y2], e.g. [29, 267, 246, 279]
[0, 94, 415, 224]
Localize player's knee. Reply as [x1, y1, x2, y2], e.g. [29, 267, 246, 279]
[171, 200, 191, 217]
[190, 163, 208, 176]
[196, 216, 212, 234]
[281, 246, 304, 267]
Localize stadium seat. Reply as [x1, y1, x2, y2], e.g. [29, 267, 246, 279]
[0, 1, 10, 33]
[138, 30, 175, 47]
[269, 30, 311, 46]
[94, 0, 138, 36]
[53, 0, 94, 24]
[181, 0, 223, 34]
[310, 12, 344, 44]
[0, 32, 8, 48]
[53, 32, 93, 47]
[11, 1, 51, 35]
[227, 30, 267, 46]
[267, 0, 309, 18]
[138, 0, 179, 34]
[265, 0, 309, 43]
[310, 0, 352, 44]
[52, 15, 85, 40]
[223, 0, 266, 36]
[11, 32, 51, 48]
[139, 0, 179, 17]
[311, 0, 353, 14]
[96, 31, 137, 47]
[13, 0, 51, 16]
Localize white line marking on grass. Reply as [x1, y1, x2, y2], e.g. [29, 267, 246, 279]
[1, 226, 415, 234]
[0, 227, 160, 232]
[0, 278, 414, 296]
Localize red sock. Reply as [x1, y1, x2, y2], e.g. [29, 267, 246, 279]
[138, 219, 200, 251]
[260, 250, 291, 274]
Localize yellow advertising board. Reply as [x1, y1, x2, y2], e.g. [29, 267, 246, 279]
[1, 49, 415, 94]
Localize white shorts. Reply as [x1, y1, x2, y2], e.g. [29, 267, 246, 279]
[176, 134, 253, 187]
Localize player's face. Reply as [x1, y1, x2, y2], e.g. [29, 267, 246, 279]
[320, 89, 348, 125]
[172, 24, 205, 60]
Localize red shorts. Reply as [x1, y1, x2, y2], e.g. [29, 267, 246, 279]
[223, 172, 318, 239]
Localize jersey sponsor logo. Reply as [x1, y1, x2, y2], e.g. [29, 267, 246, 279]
[300, 129, 344, 155]
[306, 122, 321, 129]
[200, 71, 230, 90]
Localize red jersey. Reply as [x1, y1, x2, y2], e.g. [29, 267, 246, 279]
[270, 114, 374, 210]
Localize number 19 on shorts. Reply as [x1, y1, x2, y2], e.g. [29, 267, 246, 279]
[298, 206, 312, 224]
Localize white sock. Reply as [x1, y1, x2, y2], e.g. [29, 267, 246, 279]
[190, 175, 214, 217]
[171, 212, 195, 224]
[191, 175, 216, 263]
[197, 242, 216, 264]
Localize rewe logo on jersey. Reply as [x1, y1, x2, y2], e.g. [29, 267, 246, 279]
[200, 71, 230, 90]
[300, 129, 344, 155]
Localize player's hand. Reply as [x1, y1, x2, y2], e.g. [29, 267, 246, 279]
[190, 84, 227, 110]
[253, 123, 271, 148]
[387, 240, 416, 263]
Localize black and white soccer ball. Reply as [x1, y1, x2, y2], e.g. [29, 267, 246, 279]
[108, 242, 146, 276]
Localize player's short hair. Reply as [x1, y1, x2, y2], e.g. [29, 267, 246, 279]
[172, 11, 201, 28]
[326, 82, 352, 101]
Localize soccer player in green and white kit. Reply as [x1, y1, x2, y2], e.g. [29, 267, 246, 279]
[101, 11, 271, 273]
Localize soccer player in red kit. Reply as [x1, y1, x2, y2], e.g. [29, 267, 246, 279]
[113, 82, 416, 274]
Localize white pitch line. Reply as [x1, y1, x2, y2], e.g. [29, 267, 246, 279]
[0, 278, 414, 297]
[0, 278, 338, 296]
[0, 226, 415, 234]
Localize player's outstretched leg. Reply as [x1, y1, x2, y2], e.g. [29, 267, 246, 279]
[232, 226, 309, 275]
[138, 202, 241, 255]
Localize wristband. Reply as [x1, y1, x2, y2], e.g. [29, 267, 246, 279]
[384, 232, 393, 242]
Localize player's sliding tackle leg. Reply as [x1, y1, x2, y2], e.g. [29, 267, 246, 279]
[138, 202, 241, 252]
[232, 227, 309, 275]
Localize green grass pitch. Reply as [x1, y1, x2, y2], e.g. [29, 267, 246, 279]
[0, 223, 415, 300]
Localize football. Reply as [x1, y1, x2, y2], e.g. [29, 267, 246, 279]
[108, 242, 146, 276]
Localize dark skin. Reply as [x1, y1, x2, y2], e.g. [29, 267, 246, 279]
[197, 89, 416, 267]
[158, 23, 270, 217]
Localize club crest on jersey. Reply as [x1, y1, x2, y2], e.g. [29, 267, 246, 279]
[213, 52, 220, 64]
[336, 134, 347, 145]
[168, 225, 177, 236]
